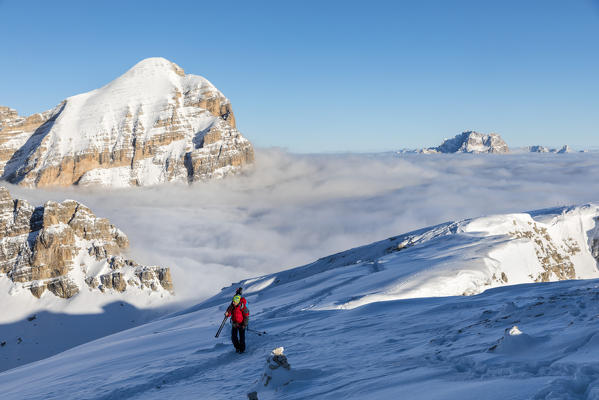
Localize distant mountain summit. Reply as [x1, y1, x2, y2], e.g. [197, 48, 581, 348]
[406, 131, 581, 155]
[526, 144, 573, 154]
[557, 145, 573, 154]
[423, 131, 510, 154]
[0, 57, 254, 187]
[528, 145, 550, 153]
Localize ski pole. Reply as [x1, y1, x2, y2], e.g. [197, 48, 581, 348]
[247, 327, 267, 336]
[215, 315, 229, 338]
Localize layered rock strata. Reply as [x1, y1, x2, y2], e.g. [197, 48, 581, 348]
[0, 106, 54, 176]
[1, 57, 254, 187]
[0, 186, 172, 298]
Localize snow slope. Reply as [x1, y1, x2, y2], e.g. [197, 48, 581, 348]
[1, 262, 599, 399]
[0, 253, 174, 372]
[290, 203, 599, 310]
[39, 58, 218, 156]
[1, 204, 599, 398]
[0, 188, 175, 372]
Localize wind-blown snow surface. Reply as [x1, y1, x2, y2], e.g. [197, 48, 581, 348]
[2, 263, 599, 398]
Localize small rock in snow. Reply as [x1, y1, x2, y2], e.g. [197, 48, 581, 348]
[509, 326, 523, 336]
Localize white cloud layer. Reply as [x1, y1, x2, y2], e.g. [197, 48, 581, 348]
[7, 149, 599, 305]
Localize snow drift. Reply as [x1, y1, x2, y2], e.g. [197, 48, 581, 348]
[237, 203, 599, 311]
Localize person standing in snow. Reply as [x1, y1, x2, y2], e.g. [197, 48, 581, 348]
[225, 288, 250, 353]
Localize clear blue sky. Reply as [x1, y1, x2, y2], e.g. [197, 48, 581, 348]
[1, 0, 598, 152]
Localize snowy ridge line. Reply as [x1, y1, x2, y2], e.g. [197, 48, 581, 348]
[212, 203, 599, 312]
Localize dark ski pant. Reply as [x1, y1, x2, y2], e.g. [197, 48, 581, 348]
[231, 326, 246, 352]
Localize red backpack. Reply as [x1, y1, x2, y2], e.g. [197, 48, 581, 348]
[231, 297, 249, 324]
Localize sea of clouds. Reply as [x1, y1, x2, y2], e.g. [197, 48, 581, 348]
[7, 149, 599, 305]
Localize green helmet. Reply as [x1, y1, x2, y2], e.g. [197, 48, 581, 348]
[232, 295, 241, 305]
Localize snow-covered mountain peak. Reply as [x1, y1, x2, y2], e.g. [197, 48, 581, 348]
[0, 58, 253, 187]
[54, 57, 225, 155]
[417, 131, 510, 154]
[439, 131, 509, 153]
[124, 57, 186, 77]
[101, 57, 217, 99]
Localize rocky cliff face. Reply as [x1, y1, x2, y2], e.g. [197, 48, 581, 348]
[0, 186, 172, 298]
[0, 106, 54, 177]
[424, 131, 510, 154]
[0, 57, 254, 187]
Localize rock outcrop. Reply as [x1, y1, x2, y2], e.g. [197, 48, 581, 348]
[0, 57, 254, 188]
[0, 106, 54, 177]
[249, 347, 293, 398]
[0, 186, 172, 298]
[424, 131, 509, 154]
